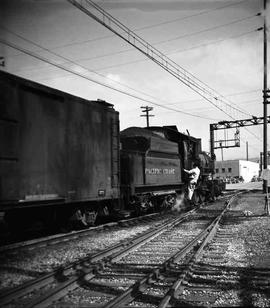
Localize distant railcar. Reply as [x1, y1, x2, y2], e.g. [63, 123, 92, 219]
[0, 71, 120, 230]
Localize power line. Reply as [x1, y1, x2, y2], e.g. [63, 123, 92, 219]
[2, 24, 259, 91]
[165, 90, 261, 106]
[0, 38, 218, 121]
[2, 25, 210, 121]
[67, 0, 264, 143]
[50, 15, 263, 66]
[168, 28, 260, 55]
[155, 13, 260, 47]
[0, 1, 253, 62]
[2, 26, 253, 122]
[224, 89, 261, 97]
[3, 0, 247, 56]
[91, 29, 258, 73]
[0, 27, 229, 122]
[0, 25, 172, 106]
[128, 0, 249, 33]
[89, 29, 259, 117]
[59, 16, 261, 66]
[0, 25, 260, 121]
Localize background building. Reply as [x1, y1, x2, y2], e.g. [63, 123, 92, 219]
[214, 160, 260, 183]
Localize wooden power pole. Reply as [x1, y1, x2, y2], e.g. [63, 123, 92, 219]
[263, 0, 269, 194]
[140, 106, 154, 127]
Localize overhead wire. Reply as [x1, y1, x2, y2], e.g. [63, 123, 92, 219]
[155, 13, 260, 46]
[168, 29, 260, 55]
[0, 26, 260, 123]
[0, 25, 215, 121]
[0, 1, 264, 143]
[89, 28, 260, 118]
[2, 25, 258, 121]
[128, 0, 249, 33]
[0, 24, 167, 102]
[1, 0, 252, 58]
[39, 14, 262, 69]
[68, 0, 264, 143]
[165, 89, 261, 106]
[89, 29, 259, 72]
[0, 38, 219, 121]
[10, 28, 258, 77]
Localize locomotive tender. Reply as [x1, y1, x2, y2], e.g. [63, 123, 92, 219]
[0, 71, 223, 232]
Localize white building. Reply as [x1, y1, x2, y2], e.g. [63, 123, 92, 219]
[214, 160, 260, 182]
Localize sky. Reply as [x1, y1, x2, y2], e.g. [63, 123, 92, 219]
[0, 0, 269, 161]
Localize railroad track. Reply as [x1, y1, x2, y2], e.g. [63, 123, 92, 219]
[0, 212, 166, 253]
[179, 208, 270, 306]
[0, 207, 197, 307]
[0, 194, 238, 308]
[0, 194, 230, 253]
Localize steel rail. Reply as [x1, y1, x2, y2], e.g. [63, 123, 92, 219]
[102, 210, 226, 307]
[0, 212, 161, 253]
[20, 211, 194, 308]
[0, 209, 195, 306]
[159, 192, 244, 308]
[102, 193, 242, 308]
[1, 192, 231, 253]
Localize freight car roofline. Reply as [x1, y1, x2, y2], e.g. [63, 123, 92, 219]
[0, 71, 114, 109]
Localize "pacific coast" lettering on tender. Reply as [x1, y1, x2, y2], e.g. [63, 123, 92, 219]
[145, 168, 175, 175]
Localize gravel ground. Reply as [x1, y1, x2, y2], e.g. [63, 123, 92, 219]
[0, 224, 153, 291]
[2, 192, 269, 307]
[226, 182, 263, 191]
[225, 192, 270, 269]
[185, 192, 270, 307]
[118, 220, 209, 265]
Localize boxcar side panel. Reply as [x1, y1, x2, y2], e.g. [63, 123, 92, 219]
[0, 76, 20, 200]
[0, 71, 120, 204]
[65, 97, 119, 201]
[18, 86, 67, 201]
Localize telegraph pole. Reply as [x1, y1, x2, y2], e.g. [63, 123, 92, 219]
[140, 106, 154, 127]
[263, 0, 269, 193]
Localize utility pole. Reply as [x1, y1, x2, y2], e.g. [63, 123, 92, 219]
[263, 0, 269, 194]
[246, 141, 249, 161]
[140, 106, 154, 127]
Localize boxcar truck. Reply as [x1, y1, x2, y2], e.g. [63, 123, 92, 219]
[0, 71, 120, 233]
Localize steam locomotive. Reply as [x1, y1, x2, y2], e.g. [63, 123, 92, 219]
[0, 71, 224, 232]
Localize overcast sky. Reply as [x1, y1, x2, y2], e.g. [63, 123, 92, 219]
[0, 0, 269, 161]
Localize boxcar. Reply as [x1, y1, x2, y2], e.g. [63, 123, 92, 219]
[0, 71, 120, 229]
